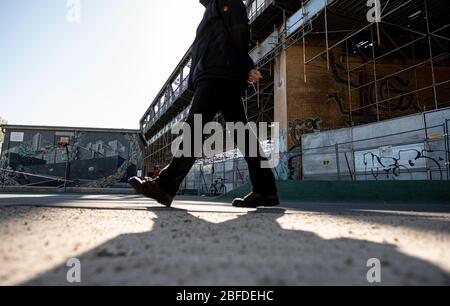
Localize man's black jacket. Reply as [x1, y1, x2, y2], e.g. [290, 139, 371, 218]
[189, 0, 255, 91]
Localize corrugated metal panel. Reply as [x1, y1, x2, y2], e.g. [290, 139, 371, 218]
[250, 30, 279, 63]
[352, 114, 425, 151]
[301, 108, 450, 180]
[287, 0, 336, 37]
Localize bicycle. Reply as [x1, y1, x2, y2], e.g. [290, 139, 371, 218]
[209, 178, 227, 196]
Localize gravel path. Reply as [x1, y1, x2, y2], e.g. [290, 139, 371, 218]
[0, 195, 449, 286]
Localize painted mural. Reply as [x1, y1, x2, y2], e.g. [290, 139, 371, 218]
[328, 51, 424, 125]
[289, 118, 322, 148]
[0, 129, 143, 187]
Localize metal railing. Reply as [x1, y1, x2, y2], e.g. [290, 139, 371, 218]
[142, 76, 190, 135]
[0, 168, 74, 188]
[301, 123, 450, 181]
[246, 0, 273, 24]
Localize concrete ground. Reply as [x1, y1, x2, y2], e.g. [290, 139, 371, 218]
[0, 193, 449, 286]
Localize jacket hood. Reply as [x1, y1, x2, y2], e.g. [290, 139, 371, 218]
[200, 0, 212, 8]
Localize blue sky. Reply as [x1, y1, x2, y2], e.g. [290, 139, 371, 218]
[0, 0, 204, 129]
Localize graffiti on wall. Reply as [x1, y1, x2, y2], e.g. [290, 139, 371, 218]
[273, 128, 290, 181]
[375, 76, 421, 113]
[328, 52, 421, 125]
[285, 119, 322, 180]
[289, 118, 322, 147]
[362, 147, 446, 180]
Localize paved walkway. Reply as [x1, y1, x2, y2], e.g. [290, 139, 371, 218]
[0, 193, 449, 285]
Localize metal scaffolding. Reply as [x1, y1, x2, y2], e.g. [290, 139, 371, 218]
[140, 0, 450, 180]
[299, 0, 450, 124]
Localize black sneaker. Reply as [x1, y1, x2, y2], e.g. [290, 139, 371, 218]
[232, 192, 280, 208]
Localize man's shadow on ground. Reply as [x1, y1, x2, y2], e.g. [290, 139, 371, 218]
[24, 207, 450, 286]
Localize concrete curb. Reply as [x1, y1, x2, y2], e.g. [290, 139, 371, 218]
[215, 181, 450, 204]
[0, 186, 137, 195]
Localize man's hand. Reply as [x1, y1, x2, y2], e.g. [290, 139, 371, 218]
[248, 69, 262, 84]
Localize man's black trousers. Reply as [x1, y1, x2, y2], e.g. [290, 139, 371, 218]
[157, 79, 278, 197]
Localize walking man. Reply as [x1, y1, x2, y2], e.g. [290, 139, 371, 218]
[130, 0, 279, 208]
